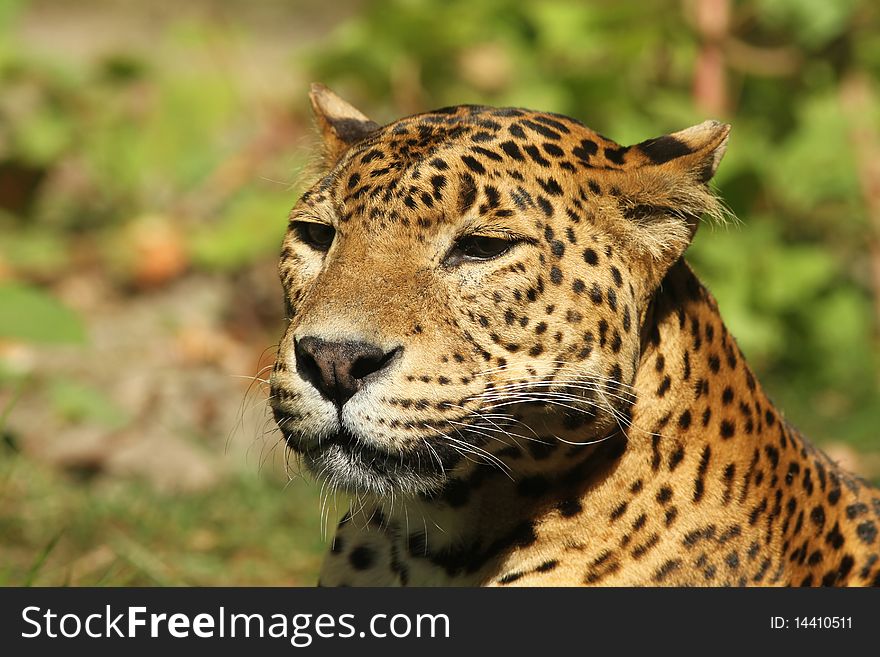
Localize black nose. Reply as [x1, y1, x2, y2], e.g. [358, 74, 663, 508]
[294, 337, 402, 408]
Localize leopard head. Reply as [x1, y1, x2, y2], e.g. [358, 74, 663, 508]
[270, 84, 729, 498]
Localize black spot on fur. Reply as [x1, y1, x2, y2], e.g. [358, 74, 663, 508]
[500, 140, 524, 161]
[558, 498, 583, 517]
[604, 145, 629, 165]
[349, 545, 375, 570]
[572, 139, 598, 161]
[459, 174, 477, 214]
[461, 155, 485, 174]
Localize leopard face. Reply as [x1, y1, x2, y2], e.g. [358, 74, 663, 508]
[270, 86, 729, 501]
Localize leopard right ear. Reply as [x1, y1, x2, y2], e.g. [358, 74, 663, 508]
[309, 83, 380, 165]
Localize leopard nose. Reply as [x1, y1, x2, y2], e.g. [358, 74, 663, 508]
[294, 336, 402, 408]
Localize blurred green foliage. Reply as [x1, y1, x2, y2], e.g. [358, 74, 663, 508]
[0, 0, 878, 452]
[0, 0, 295, 280]
[0, 283, 84, 344]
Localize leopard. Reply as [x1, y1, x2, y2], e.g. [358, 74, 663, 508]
[269, 83, 880, 586]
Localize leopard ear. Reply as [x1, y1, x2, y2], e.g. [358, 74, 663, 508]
[613, 122, 731, 286]
[309, 83, 380, 165]
[633, 120, 730, 183]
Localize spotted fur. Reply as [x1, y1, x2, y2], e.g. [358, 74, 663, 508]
[269, 84, 880, 587]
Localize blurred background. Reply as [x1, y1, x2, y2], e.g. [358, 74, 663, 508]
[1, 0, 878, 585]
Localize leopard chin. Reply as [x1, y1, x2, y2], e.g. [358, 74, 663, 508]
[293, 429, 450, 497]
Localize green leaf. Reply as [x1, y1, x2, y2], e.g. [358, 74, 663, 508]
[0, 229, 69, 279]
[759, 244, 837, 308]
[190, 189, 290, 272]
[0, 0, 23, 35]
[48, 379, 128, 429]
[757, 0, 859, 47]
[0, 284, 86, 344]
[14, 104, 75, 165]
[769, 93, 860, 212]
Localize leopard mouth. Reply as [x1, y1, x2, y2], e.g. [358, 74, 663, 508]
[285, 427, 455, 496]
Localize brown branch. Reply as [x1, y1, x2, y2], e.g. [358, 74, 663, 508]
[839, 73, 880, 343]
[691, 0, 730, 116]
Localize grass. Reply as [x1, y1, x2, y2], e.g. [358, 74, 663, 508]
[0, 452, 327, 586]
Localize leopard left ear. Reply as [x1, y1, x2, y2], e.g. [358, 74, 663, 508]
[633, 120, 730, 183]
[614, 121, 731, 287]
[309, 83, 380, 165]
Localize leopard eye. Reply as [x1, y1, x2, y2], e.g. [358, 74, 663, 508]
[446, 235, 515, 265]
[292, 221, 335, 252]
